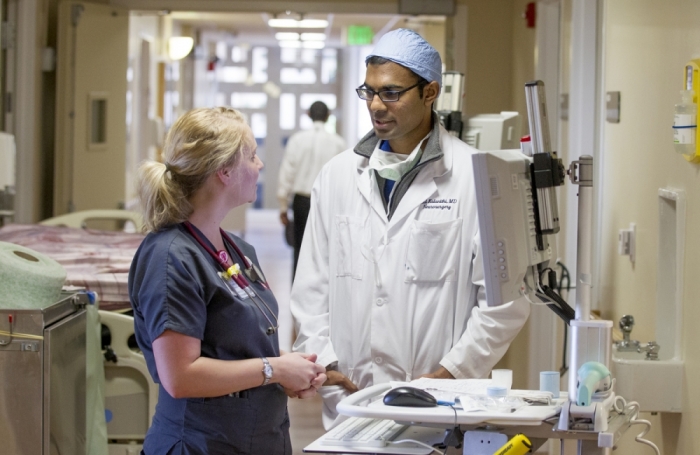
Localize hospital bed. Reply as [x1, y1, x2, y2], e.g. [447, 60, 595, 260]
[0, 210, 154, 452]
[39, 208, 144, 232]
[0, 211, 145, 311]
[100, 310, 156, 455]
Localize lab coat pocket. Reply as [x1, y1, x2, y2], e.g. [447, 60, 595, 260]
[318, 385, 352, 429]
[405, 218, 463, 282]
[334, 215, 365, 279]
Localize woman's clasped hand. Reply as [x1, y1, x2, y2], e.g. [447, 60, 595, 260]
[275, 352, 327, 398]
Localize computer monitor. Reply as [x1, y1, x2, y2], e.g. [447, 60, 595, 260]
[472, 149, 553, 307]
[471, 85, 572, 322]
[463, 112, 521, 150]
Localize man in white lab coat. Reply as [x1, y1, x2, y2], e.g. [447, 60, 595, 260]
[291, 28, 530, 429]
[278, 101, 346, 278]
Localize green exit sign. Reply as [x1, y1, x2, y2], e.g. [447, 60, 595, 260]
[347, 25, 374, 45]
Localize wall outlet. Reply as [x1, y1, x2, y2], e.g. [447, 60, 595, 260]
[618, 222, 636, 264]
[462, 430, 508, 455]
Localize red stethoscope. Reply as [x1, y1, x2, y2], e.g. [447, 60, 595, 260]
[183, 221, 278, 335]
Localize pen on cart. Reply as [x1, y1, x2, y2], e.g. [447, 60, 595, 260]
[425, 388, 457, 406]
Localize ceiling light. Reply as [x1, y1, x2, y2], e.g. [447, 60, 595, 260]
[168, 36, 194, 60]
[275, 32, 300, 40]
[268, 18, 328, 28]
[298, 19, 328, 28]
[278, 40, 301, 48]
[302, 41, 325, 49]
[300, 33, 326, 41]
[268, 18, 299, 28]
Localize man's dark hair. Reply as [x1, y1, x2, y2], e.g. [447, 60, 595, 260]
[309, 101, 330, 122]
[365, 56, 430, 99]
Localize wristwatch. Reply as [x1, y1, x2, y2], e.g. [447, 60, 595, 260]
[261, 357, 273, 386]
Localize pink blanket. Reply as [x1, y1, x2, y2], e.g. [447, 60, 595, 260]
[0, 224, 144, 311]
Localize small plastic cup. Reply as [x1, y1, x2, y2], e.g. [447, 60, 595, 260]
[486, 386, 510, 413]
[486, 386, 507, 398]
[540, 371, 560, 399]
[491, 369, 513, 390]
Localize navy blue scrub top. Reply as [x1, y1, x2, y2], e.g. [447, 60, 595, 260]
[128, 223, 290, 455]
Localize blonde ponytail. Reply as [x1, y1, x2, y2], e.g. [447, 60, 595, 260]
[136, 107, 248, 232]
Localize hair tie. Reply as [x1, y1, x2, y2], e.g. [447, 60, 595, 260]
[163, 162, 173, 177]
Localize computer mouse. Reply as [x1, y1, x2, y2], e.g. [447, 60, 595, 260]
[383, 386, 438, 407]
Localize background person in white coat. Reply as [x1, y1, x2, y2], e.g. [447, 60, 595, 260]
[278, 101, 346, 278]
[291, 29, 531, 429]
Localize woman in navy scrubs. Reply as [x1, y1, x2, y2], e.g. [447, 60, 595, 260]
[129, 107, 326, 455]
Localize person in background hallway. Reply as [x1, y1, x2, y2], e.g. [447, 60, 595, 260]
[291, 29, 530, 429]
[277, 101, 346, 278]
[129, 107, 326, 455]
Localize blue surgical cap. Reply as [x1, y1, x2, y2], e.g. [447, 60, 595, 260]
[365, 28, 442, 89]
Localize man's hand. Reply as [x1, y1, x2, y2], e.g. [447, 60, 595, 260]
[419, 366, 455, 379]
[323, 370, 359, 393]
[280, 212, 289, 226]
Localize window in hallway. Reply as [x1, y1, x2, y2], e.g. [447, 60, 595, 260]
[194, 32, 342, 210]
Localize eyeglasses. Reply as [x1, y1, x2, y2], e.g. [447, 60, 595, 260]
[355, 82, 421, 102]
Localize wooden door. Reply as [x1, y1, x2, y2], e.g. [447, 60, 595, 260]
[54, 2, 129, 214]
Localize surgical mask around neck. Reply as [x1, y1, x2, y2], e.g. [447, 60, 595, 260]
[368, 135, 429, 182]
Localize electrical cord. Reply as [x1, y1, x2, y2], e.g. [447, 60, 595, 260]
[541, 286, 575, 321]
[613, 396, 660, 455]
[523, 289, 547, 305]
[0, 329, 43, 340]
[556, 260, 571, 375]
[523, 267, 561, 309]
[536, 266, 551, 295]
[526, 291, 573, 327]
[441, 404, 463, 448]
[386, 439, 445, 455]
[534, 267, 575, 323]
[537, 266, 554, 283]
[388, 404, 454, 455]
[560, 326, 569, 375]
[556, 260, 572, 294]
[532, 287, 574, 324]
[533, 291, 573, 323]
[521, 271, 550, 306]
[528, 261, 574, 373]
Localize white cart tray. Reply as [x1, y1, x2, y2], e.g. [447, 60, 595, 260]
[336, 383, 563, 426]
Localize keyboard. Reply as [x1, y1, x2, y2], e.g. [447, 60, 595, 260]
[319, 417, 409, 448]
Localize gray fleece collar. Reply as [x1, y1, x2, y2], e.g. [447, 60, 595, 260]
[353, 112, 443, 165]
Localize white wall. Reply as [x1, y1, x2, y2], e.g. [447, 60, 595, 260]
[596, 0, 700, 453]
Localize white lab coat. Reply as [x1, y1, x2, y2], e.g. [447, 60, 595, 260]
[277, 121, 347, 212]
[291, 123, 530, 429]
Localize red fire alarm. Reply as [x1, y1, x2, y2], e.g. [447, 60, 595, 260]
[524, 2, 536, 28]
[207, 56, 219, 72]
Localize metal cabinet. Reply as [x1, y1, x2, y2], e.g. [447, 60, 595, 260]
[0, 292, 88, 455]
